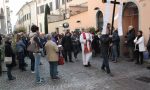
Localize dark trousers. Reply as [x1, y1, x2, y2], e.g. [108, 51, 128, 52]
[49, 62, 58, 78]
[101, 48, 111, 73]
[28, 52, 35, 71]
[135, 50, 143, 64]
[73, 45, 79, 59]
[12, 52, 16, 66]
[18, 52, 25, 70]
[0, 62, 2, 76]
[6, 66, 13, 79]
[112, 45, 118, 61]
[64, 50, 72, 62]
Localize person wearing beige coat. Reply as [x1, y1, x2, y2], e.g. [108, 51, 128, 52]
[45, 34, 59, 79]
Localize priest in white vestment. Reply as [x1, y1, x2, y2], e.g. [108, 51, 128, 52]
[80, 29, 93, 67]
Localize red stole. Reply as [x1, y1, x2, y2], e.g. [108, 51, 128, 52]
[82, 32, 92, 54]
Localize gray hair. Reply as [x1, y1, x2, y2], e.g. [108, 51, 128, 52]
[46, 33, 52, 40]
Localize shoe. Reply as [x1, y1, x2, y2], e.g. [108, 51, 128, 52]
[107, 73, 114, 77]
[112, 61, 117, 63]
[88, 62, 91, 67]
[84, 65, 89, 67]
[31, 71, 35, 73]
[52, 76, 60, 79]
[36, 78, 45, 84]
[9, 76, 16, 80]
[69, 61, 74, 63]
[101, 68, 106, 72]
[40, 63, 43, 65]
[21, 68, 27, 71]
[135, 62, 139, 64]
[147, 67, 150, 70]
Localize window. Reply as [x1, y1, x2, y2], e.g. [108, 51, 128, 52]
[24, 15, 27, 21]
[27, 14, 28, 20]
[40, 5, 44, 13]
[49, 2, 53, 11]
[28, 13, 31, 19]
[56, 0, 60, 9]
[67, 0, 72, 2]
[40, 23, 42, 32]
[62, 0, 65, 5]
[37, 7, 40, 14]
[0, 21, 1, 29]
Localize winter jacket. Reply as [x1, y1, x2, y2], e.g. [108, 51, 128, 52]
[134, 36, 145, 52]
[62, 35, 73, 51]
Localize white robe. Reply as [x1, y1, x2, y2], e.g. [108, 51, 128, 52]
[80, 32, 93, 65]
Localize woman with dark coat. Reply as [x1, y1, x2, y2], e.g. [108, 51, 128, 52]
[16, 34, 26, 71]
[5, 38, 16, 80]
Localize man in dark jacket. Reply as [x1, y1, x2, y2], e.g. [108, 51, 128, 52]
[100, 30, 113, 76]
[125, 26, 136, 61]
[112, 30, 120, 62]
[62, 31, 73, 62]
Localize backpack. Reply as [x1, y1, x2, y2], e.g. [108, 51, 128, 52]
[27, 35, 37, 52]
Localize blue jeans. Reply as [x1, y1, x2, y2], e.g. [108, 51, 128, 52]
[34, 53, 41, 82]
[49, 61, 58, 78]
[112, 45, 118, 60]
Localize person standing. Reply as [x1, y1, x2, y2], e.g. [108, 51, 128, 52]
[100, 29, 113, 76]
[16, 34, 26, 71]
[112, 29, 120, 62]
[134, 31, 145, 65]
[72, 32, 80, 61]
[62, 31, 73, 63]
[5, 37, 16, 80]
[125, 26, 136, 61]
[0, 35, 3, 76]
[45, 34, 60, 79]
[29, 25, 44, 83]
[80, 28, 93, 67]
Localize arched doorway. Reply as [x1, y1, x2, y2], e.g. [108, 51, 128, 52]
[96, 11, 103, 31]
[122, 2, 139, 35]
[122, 2, 139, 57]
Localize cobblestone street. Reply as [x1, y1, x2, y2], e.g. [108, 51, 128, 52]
[0, 54, 150, 90]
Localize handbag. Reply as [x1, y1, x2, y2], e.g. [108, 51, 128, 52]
[4, 57, 12, 64]
[58, 56, 64, 65]
[58, 52, 64, 65]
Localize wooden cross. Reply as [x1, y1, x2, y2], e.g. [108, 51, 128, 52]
[102, 0, 120, 35]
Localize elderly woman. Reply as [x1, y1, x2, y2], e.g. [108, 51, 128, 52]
[45, 34, 59, 79]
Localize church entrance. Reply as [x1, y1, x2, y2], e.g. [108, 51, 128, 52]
[96, 10, 103, 31]
[121, 2, 139, 57]
[122, 2, 139, 36]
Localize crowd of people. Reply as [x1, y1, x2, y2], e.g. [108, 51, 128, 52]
[0, 23, 150, 84]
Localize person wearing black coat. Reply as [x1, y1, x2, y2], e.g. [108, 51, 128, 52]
[5, 38, 16, 80]
[112, 30, 120, 62]
[125, 26, 136, 61]
[62, 32, 73, 62]
[100, 30, 113, 76]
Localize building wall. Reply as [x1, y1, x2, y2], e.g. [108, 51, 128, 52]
[37, 0, 87, 33]
[48, 0, 150, 43]
[16, 1, 37, 34]
[0, 0, 6, 34]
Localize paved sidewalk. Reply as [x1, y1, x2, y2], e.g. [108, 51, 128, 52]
[0, 54, 150, 90]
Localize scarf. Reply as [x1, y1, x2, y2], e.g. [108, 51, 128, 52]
[82, 32, 91, 53]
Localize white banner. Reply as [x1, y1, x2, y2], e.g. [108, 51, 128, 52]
[102, 0, 111, 34]
[118, 1, 123, 36]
